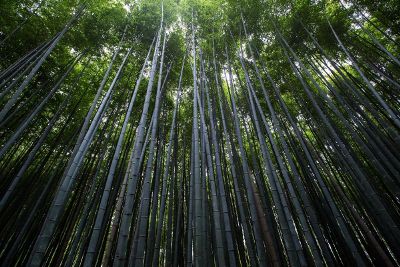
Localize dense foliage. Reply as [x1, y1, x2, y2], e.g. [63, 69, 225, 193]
[0, 0, 399, 266]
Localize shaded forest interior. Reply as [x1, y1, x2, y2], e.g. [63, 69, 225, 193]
[0, 0, 400, 266]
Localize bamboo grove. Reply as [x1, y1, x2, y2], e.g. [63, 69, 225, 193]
[0, 0, 400, 266]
